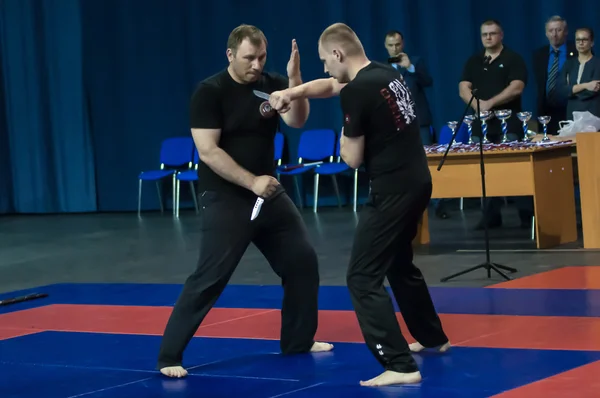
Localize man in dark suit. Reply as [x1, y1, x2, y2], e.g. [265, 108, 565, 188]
[533, 15, 577, 135]
[384, 30, 434, 145]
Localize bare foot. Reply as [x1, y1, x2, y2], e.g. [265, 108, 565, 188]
[409, 341, 451, 353]
[360, 370, 422, 386]
[160, 366, 188, 378]
[310, 341, 334, 352]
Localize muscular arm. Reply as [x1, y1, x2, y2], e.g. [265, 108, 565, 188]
[192, 128, 256, 191]
[288, 78, 346, 100]
[280, 75, 310, 128]
[339, 133, 364, 169]
[488, 80, 525, 108]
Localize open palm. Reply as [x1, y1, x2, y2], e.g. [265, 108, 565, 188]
[287, 39, 300, 79]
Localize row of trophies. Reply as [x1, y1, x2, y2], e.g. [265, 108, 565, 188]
[447, 110, 552, 144]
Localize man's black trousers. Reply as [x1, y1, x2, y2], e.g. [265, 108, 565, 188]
[157, 190, 319, 369]
[346, 181, 449, 373]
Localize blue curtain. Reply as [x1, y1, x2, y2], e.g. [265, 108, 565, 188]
[1, 0, 599, 213]
[0, 0, 96, 214]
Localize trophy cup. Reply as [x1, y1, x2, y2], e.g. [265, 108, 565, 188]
[447, 121, 459, 144]
[517, 111, 532, 142]
[464, 114, 476, 144]
[494, 109, 512, 143]
[479, 110, 493, 144]
[538, 115, 551, 142]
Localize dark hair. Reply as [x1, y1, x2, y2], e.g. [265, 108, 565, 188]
[481, 19, 503, 31]
[385, 30, 403, 40]
[576, 27, 594, 41]
[227, 24, 268, 54]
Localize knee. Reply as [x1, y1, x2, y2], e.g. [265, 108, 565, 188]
[287, 244, 319, 278]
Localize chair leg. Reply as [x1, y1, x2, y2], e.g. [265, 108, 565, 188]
[190, 182, 199, 214]
[138, 180, 142, 216]
[156, 181, 164, 214]
[531, 215, 535, 240]
[172, 174, 176, 216]
[460, 197, 464, 210]
[313, 174, 320, 213]
[294, 176, 303, 208]
[353, 169, 358, 212]
[330, 175, 342, 208]
[175, 179, 180, 218]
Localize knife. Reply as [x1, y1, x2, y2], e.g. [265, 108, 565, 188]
[251, 197, 264, 221]
[250, 185, 285, 221]
[253, 90, 270, 100]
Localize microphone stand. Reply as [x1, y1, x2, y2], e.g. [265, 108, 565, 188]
[437, 87, 517, 282]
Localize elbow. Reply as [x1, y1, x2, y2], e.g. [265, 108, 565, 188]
[346, 158, 362, 169]
[342, 153, 362, 169]
[197, 146, 216, 164]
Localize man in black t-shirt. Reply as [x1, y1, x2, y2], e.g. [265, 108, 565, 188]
[459, 20, 528, 142]
[269, 23, 449, 388]
[156, 24, 333, 379]
[459, 20, 533, 230]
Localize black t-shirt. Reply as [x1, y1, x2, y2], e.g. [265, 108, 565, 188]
[460, 46, 528, 115]
[190, 69, 288, 199]
[340, 61, 431, 194]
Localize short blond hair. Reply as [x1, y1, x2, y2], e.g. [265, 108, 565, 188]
[319, 23, 364, 56]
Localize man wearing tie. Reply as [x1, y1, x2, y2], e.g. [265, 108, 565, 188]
[533, 15, 577, 135]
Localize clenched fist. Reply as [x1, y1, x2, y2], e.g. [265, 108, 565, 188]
[269, 90, 292, 114]
[251, 175, 280, 198]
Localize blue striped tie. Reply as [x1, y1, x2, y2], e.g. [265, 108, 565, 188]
[547, 50, 559, 100]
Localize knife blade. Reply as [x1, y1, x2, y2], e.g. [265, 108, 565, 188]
[251, 197, 264, 221]
[253, 90, 270, 100]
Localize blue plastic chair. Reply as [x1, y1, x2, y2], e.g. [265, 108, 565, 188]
[175, 149, 200, 217]
[277, 129, 336, 207]
[312, 134, 354, 212]
[138, 137, 195, 216]
[437, 123, 469, 145]
[274, 132, 284, 167]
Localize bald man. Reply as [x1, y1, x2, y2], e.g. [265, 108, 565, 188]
[269, 23, 450, 387]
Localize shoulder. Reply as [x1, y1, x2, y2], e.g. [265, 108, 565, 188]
[192, 70, 227, 96]
[503, 47, 525, 62]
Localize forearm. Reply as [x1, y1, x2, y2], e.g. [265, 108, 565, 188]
[572, 83, 589, 95]
[459, 83, 475, 109]
[489, 83, 523, 108]
[200, 147, 256, 191]
[288, 78, 340, 100]
[284, 75, 310, 127]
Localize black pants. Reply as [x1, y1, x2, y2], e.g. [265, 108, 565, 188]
[346, 182, 448, 374]
[157, 190, 319, 369]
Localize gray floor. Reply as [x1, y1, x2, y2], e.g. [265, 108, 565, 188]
[2, 201, 600, 294]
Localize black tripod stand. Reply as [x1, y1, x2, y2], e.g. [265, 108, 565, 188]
[437, 88, 518, 282]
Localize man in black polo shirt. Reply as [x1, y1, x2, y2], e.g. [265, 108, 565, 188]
[459, 19, 533, 229]
[269, 22, 449, 387]
[156, 24, 333, 379]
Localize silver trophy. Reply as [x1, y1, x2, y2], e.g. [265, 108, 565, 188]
[447, 121, 459, 144]
[517, 111, 533, 142]
[479, 111, 493, 144]
[464, 114, 476, 144]
[494, 109, 512, 143]
[538, 115, 551, 142]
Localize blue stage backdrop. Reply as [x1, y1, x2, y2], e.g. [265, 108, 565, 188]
[0, 0, 598, 213]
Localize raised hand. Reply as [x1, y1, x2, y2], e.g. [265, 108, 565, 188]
[287, 39, 300, 79]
